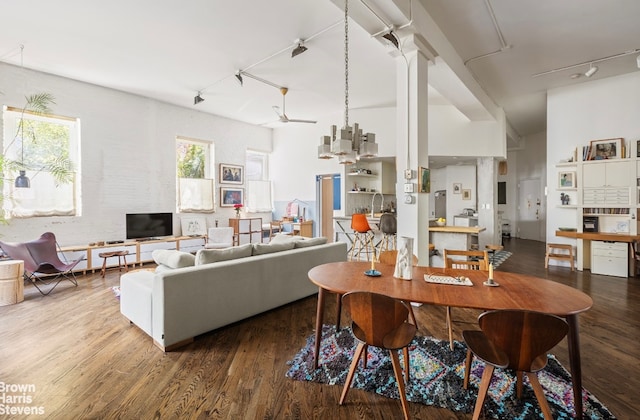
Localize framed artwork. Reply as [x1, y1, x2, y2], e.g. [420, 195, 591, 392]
[220, 188, 244, 207]
[589, 138, 622, 160]
[558, 171, 576, 189]
[219, 163, 243, 184]
[462, 189, 471, 200]
[418, 167, 430, 193]
[180, 216, 207, 236]
[453, 183, 462, 194]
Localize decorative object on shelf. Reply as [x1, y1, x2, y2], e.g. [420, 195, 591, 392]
[462, 189, 471, 200]
[418, 167, 430, 193]
[588, 138, 623, 160]
[453, 183, 462, 194]
[560, 193, 571, 205]
[219, 163, 243, 184]
[393, 236, 414, 280]
[220, 188, 244, 207]
[558, 171, 576, 189]
[317, 0, 377, 163]
[233, 203, 243, 217]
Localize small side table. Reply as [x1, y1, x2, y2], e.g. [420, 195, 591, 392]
[0, 260, 24, 306]
[99, 251, 129, 278]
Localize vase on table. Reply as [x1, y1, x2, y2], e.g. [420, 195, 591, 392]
[393, 236, 414, 280]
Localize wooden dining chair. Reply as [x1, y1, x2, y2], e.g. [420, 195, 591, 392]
[462, 310, 569, 420]
[443, 249, 489, 350]
[339, 291, 417, 420]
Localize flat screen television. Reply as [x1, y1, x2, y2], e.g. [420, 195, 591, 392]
[126, 213, 173, 240]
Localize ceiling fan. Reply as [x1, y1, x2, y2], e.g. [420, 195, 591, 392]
[272, 87, 317, 124]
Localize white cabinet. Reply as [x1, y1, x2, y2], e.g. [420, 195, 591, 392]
[591, 241, 627, 277]
[582, 160, 633, 188]
[178, 237, 206, 253]
[138, 239, 178, 264]
[230, 218, 262, 245]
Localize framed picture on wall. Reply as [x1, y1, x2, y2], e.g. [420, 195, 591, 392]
[462, 189, 471, 200]
[558, 171, 576, 189]
[219, 163, 243, 184]
[453, 183, 462, 194]
[589, 138, 622, 160]
[220, 188, 244, 207]
[418, 167, 430, 193]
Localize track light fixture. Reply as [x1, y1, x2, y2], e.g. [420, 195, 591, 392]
[235, 71, 243, 86]
[584, 64, 598, 78]
[193, 92, 204, 105]
[291, 39, 308, 58]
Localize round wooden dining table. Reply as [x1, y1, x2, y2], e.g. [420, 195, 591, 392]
[308, 261, 593, 419]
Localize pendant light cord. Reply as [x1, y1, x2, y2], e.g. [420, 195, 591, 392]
[344, 0, 349, 128]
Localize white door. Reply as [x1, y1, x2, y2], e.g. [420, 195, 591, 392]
[517, 178, 543, 241]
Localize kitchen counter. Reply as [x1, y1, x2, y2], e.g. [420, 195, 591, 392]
[429, 225, 485, 267]
[429, 226, 485, 234]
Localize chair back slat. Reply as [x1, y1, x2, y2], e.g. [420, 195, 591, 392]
[443, 249, 489, 271]
[342, 292, 410, 348]
[478, 310, 568, 372]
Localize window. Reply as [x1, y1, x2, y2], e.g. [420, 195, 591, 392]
[2, 106, 80, 219]
[176, 136, 214, 212]
[245, 150, 272, 213]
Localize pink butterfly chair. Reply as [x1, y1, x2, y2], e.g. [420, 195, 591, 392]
[0, 232, 82, 295]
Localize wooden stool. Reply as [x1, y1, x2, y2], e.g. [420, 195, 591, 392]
[99, 251, 129, 278]
[545, 243, 574, 271]
[0, 260, 24, 306]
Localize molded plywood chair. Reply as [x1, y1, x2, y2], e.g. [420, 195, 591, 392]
[378, 250, 420, 327]
[463, 310, 569, 420]
[0, 232, 81, 295]
[340, 291, 417, 420]
[443, 249, 489, 350]
[350, 214, 375, 261]
[204, 227, 234, 249]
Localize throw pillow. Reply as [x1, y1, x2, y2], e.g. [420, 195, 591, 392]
[152, 249, 196, 269]
[195, 243, 253, 265]
[270, 234, 305, 245]
[294, 237, 328, 248]
[252, 241, 296, 256]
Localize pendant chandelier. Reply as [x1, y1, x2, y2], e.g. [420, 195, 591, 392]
[318, 0, 377, 164]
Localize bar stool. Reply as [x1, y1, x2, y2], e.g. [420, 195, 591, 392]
[378, 213, 397, 252]
[350, 214, 375, 261]
[99, 250, 129, 277]
[545, 243, 574, 271]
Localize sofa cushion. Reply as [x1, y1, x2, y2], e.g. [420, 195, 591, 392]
[294, 237, 328, 248]
[270, 234, 305, 244]
[195, 243, 253, 265]
[152, 249, 195, 269]
[252, 241, 296, 255]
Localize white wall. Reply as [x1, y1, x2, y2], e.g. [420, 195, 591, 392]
[0, 63, 272, 245]
[546, 72, 640, 242]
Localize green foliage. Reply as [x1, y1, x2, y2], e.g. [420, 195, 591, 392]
[177, 143, 205, 178]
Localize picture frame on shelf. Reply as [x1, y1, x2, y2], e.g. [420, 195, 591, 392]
[418, 167, 430, 193]
[180, 216, 207, 236]
[558, 171, 576, 189]
[220, 188, 243, 207]
[589, 138, 622, 160]
[453, 183, 462, 194]
[462, 189, 471, 200]
[219, 163, 243, 184]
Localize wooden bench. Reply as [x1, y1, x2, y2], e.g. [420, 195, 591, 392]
[545, 243, 574, 271]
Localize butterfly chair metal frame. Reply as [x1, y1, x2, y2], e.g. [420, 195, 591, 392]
[443, 249, 489, 350]
[340, 291, 417, 420]
[0, 232, 82, 296]
[462, 309, 569, 420]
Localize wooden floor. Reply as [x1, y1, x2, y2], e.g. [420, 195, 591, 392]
[0, 238, 637, 419]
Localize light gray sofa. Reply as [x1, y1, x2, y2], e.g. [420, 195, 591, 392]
[120, 238, 347, 351]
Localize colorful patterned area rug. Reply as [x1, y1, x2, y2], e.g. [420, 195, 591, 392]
[286, 325, 615, 419]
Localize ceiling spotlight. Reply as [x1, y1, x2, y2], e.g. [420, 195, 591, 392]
[194, 92, 204, 105]
[382, 30, 399, 49]
[584, 64, 598, 78]
[291, 39, 308, 58]
[235, 71, 243, 86]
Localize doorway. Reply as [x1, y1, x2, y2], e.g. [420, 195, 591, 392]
[316, 174, 340, 241]
[517, 178, 543, 241]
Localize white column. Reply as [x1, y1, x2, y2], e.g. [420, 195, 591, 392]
[395, 35, 433, 265]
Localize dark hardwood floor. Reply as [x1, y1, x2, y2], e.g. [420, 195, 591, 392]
[0, 238, 637, 419]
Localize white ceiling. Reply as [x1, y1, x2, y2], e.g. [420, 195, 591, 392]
[1, 0, 639, 156]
